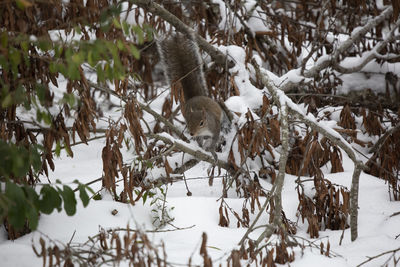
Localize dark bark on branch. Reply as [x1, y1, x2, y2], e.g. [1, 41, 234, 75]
[148, 133, 239, 174]
[303, 6, 393, 78]
[252, 59, 367, 242]
[132, 0, 234, 69]
[88, 81, 188, 142]
[253, 105, 290, 248]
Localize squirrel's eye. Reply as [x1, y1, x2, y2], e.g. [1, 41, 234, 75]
[199, 120, 204, 126]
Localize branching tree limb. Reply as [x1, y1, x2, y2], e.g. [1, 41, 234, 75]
[252, 59, 368, 241]
[253, 104, 290, 247]
[132, 0, 234, 69]
[303, 6, 393, 79]
[88, 81, 188, 142]
[333, 17, 400, 74]
[356, 246, 400, 267]
[281, 6, 396, 92]
[148, 133, 237, 173]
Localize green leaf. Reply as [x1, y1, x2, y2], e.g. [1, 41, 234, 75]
[0, 32, 8, 47]
[54, 45, 63, 58]
[132, 25, 144, 44]
[117, 40, 124, 50]
[35, 84, 46, 104]
[122, 21, 130, 35]
[55, 141, 61, 157]
[78, 185, 90, 207]
[39, 185, 62, 214]
[67, 62, 80, 80]
[42, 111, 52, 125]
[20, 41, 29, 52]
[15, 0, 33, 10]
[93, 193, 102, 201]
[129, 45, 140, 59]
[0, 55, 8, 71]
[96, 65, 105, 82]
[5, 181, 26, 230]
[113, 18, 121, 29]
[142, 191, 148, 204]
[36, 109, 42, 122]
[1, 93, 12, 108]
[23, 185, 39, 207]
[60, 185, 77, 216]
[74, 26, 82, 35]
[49, 62, 57, 73]
[29, 145, 42, 172]
[62, 93, 76, 107]
[38, 40, 51, 51]
[71, 53, 82, 64]
[25, 202, 39, 230]
[87, 50, 95, 67]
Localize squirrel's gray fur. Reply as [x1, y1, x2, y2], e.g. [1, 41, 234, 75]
[157, 33, 208, 101]
[158, 33, 226, 157]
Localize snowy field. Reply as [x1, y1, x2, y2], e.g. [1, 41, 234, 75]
[1, 2, 400, 266]
[0, 136, 399, 266]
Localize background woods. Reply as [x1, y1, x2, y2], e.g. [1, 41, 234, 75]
[0, 0, 400, 266]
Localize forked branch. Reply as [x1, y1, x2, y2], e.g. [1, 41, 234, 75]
[132, 0, 234, 69]
[252, 59, 367, 241]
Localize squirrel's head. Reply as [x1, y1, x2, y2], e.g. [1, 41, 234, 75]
[186, 109, 213, 138]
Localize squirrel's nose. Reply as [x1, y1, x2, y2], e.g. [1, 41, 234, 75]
[190, 132, 194, 136]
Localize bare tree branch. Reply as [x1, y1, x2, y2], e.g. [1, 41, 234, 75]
[148, 133, 238, 174]
[303, 6, 393, 78]
[333, 17, 400, 74]
[132, 0, 234, 69]
[254, 104, 290, 248]
[251, 59, 368, 241]
[356, 246, 400, 267]
[88, 81, 188, 142]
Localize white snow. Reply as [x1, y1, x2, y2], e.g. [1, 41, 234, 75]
[1, 138, 399, 266]
[2, 3, 400, 266]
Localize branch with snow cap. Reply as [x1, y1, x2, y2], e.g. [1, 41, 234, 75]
[303, 6, 394, 78]
[148, 133, 241, 175]
[132, 0, 234, 69]
[281, 6, 396, 91]
[332, 16, 400, 74]
[252, 59, 367, 241]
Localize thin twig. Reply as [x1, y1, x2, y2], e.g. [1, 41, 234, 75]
[88, 81, 188, 141]
[356, 247, 400, 267]
[132, 0, 234, 69]
[148, 133, 239, 174]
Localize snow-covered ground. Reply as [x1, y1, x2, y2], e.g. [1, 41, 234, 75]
[1, 137, 399, 266]
[1, 3, 400, 265]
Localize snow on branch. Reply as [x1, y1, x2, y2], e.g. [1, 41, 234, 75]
[251, 59, 367, 241]
[333, 17, 400, 74]
[132, 0, 234, 69]
[303, 6, 394, 79]
[149, 133, 238, 174]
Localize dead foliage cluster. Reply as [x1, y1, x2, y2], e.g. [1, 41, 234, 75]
[32, 229, 224, 267]
[366, 122, 400, 200]
[32, 228, 168, 267]
[227, 229, 296, 267]
[1, 0, 400, 264]
[286, 133, 344, 177]
[1, 0, 129, 183]
[218, 196, 261, 228]
[297, 176, 350, 238]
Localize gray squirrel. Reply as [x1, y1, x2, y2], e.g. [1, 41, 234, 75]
[158, 33, 227, 156]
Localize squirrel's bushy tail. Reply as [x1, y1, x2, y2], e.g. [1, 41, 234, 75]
[157, 33, 207, 101]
